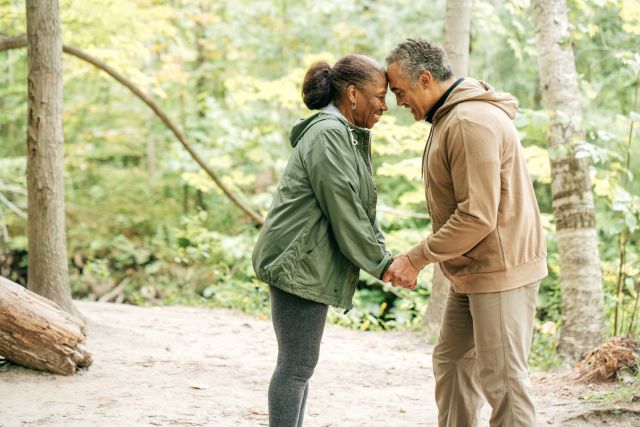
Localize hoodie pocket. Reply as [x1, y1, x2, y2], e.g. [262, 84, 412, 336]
[443, 255, 473, 277]
[446, 256, 473, 268]
[445, 230, 505, 276]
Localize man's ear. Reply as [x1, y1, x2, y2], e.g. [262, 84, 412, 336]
[418, 71, 432, 91]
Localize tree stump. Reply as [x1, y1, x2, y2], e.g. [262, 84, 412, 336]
[0, 276, 92, 375]
[576, 336, 640, 383]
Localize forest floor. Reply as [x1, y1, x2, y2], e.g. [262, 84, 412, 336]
[1, 301, 639, 427]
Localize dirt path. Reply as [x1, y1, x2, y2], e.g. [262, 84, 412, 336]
[0, 301, 637, 426]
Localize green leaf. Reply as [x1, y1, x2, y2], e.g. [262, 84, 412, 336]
[624, 277, 636, 293]
[624, 210, 638, 232]
[177, 237, 191, 248]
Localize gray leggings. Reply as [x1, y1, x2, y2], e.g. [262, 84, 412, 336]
[268, 285, 328, 427]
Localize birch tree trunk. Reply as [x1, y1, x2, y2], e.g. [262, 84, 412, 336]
[422, 0, 472, 338]
[531, 0, 604, 362]
[26, 0, 79, 317]
[443, 0, 472, 78]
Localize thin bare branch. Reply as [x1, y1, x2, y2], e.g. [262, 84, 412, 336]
[0, 192, 26, 219]
[0, 34, 265, 226]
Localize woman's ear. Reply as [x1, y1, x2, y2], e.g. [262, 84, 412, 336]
[347, 84, 358, 104]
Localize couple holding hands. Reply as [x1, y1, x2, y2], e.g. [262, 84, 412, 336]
[253, 38, 548, 427]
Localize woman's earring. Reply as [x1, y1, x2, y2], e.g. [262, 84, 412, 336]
[351, 102, 356, 110]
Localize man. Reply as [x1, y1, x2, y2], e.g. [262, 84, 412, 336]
[383, 38, 548, 427]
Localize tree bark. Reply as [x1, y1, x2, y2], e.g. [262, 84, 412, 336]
[531, 0, 605, 362]
[0, 276, 92, 375]
[422, 0, 472, 337]
[25, 0, 79, 317]
[443, 0, 472, 77]
[194, 4, 209, 118]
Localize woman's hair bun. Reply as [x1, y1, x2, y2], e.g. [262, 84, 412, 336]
[301, 61, 335, 110]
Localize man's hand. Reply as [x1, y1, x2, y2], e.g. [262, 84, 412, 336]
[382, 255, 420, 289]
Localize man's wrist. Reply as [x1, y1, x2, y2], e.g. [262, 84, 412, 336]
[403, 254, 421, 271]
[406, 245, 430, 270]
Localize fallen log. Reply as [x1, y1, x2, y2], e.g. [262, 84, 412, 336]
[0, 276, 92, 375]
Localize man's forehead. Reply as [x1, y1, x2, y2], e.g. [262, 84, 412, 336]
[386, 65, 405, 89]
[388, 78, 404, 93]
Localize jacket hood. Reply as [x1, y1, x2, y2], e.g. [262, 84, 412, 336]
[289, 108, 345, 148]
[432, 78, 518, 124]
[289, 104, 370, 148]
[290, 113, 323, 148]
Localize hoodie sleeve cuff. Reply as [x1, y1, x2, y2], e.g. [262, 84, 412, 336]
[406, 240, 434, 270]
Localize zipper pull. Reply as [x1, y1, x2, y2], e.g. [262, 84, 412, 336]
[347, 127, 358, 145]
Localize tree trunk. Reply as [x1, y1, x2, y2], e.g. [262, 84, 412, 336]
[26, 0, 79, 317]
[531, 0, 605, 362]
[422, 0, 472, 337]
[443, 0, 472, 77]
[194, 4, 209, 118]
[0, 276, 92, 375]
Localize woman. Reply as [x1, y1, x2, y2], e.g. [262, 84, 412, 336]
[252, 54, 392, 427]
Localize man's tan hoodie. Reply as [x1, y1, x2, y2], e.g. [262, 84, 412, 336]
[407, 78, 548, 294]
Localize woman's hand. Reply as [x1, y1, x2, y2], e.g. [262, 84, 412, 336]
[382, 254, 420, 289]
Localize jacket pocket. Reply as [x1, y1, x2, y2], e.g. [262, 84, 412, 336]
[296, 233, 342, 290]
[302, 226, 329, 256]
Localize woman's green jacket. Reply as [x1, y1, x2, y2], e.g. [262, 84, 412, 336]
[252, 107, 392, 309]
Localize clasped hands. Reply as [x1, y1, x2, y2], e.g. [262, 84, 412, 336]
[382, 254, 421, 290]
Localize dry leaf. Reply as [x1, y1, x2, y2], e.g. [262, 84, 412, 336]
[190, 384, 209, 390]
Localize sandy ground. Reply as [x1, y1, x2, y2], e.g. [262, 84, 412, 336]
[1, 301, 638, 427]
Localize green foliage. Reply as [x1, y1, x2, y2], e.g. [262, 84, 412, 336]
[1, 0, 639, 373]
[529, 320, 564, 371]
[582, 369, 640, 405]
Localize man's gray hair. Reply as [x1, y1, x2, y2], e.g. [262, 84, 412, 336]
[385, 38, 453, 84]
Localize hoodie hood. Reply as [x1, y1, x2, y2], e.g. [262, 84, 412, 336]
[432, 78, 518, 125]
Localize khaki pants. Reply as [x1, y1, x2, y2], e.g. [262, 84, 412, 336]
[433, 281, 540, 427]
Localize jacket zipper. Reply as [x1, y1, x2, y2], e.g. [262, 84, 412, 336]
[349, 125, 376, 217]
[342, 126, 373, 311]
[342, 271, 359, 313]
[365, 132, 377, 215]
